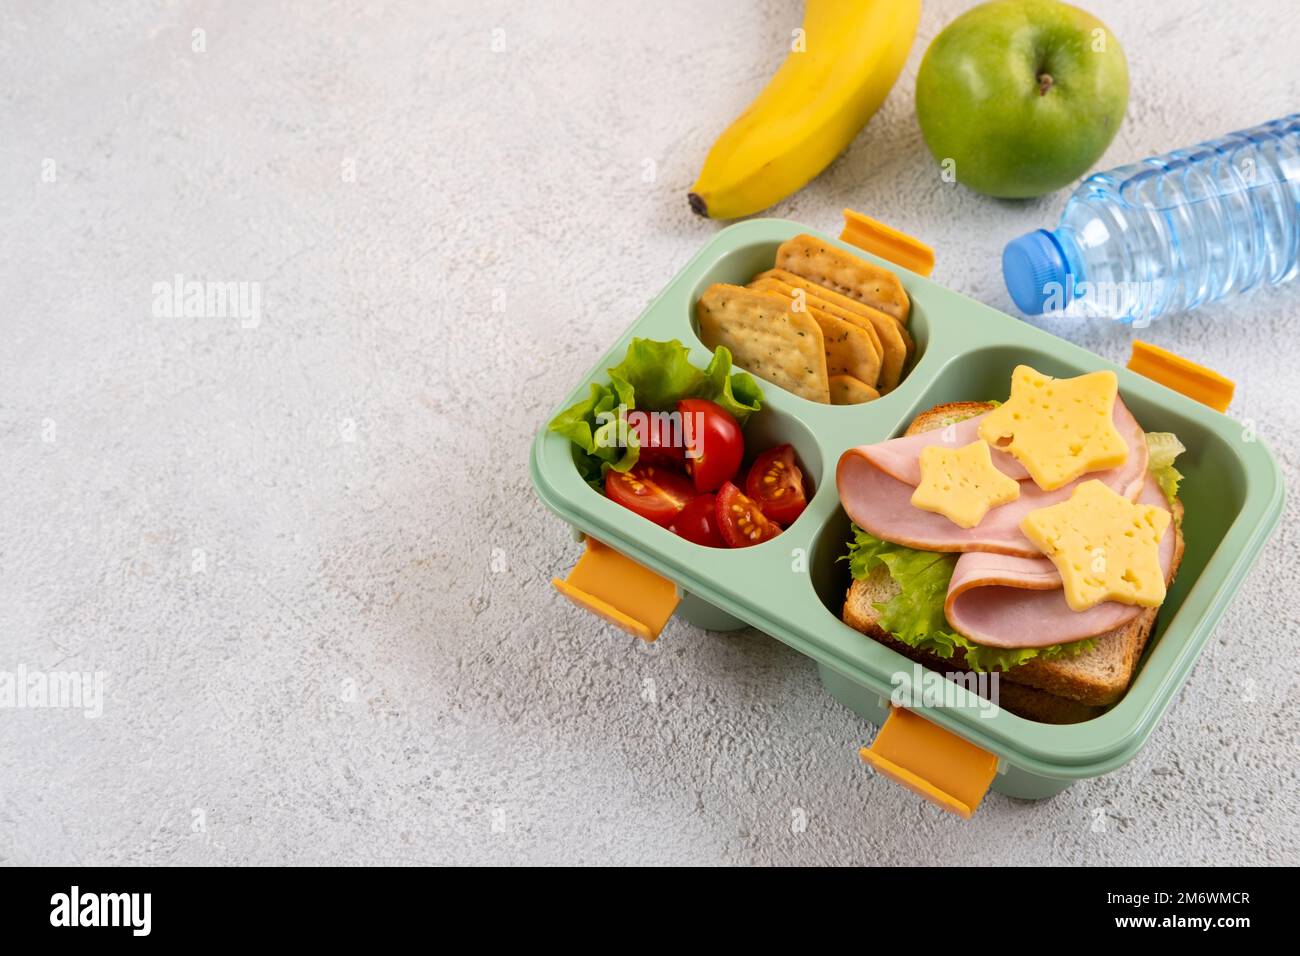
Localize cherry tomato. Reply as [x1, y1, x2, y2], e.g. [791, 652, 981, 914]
[677, 398, 744, 493]
[744, 444, 808, 526]
[627, 410, 684, 467]
[605, 462, 697, 526]
[715, 481, 782, 548]
[670, 493, 724, 547]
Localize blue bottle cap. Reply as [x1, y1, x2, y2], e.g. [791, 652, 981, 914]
[1003, 230, 1069, 316]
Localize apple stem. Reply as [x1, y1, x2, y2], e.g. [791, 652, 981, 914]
[1038, 73, 1053, 96]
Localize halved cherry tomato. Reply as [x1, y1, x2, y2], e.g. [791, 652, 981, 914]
[716, 481, 781, 548]
[744, 444, 808, 526]
[605, 462, 697, 527]
[627, 409, 684, 467]
[670, 493, 724, 548]
[677, 398, 744, 493]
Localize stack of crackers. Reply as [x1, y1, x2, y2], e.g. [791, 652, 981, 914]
[696, 234, 914, 405]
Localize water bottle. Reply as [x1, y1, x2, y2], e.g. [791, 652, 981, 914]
[1003, 114, 1300, 324]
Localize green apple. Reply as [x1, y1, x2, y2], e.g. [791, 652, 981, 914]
[915, 0, 1128, 198]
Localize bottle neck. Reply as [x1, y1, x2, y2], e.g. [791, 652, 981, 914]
[1052, 227, 1085, 286]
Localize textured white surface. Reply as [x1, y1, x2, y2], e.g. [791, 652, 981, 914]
[1, 0, 1297, 866]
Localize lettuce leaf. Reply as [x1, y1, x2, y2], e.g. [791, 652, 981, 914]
[1145, 432, 1185, 506]
[874, 548, 963, 656]
[699, 346, 765, 424]
[606, 339, 705, 413]
[548, 379, 639, 486]
[842, 525, 1095, 673]
[548, 338, 763, 488]
[605, 338, 762, 422]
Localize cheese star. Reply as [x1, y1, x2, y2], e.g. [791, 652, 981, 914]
[910, 439, 1020, 529]
[1020, 480, 1171, 612]
[979, 365, 1129, 491]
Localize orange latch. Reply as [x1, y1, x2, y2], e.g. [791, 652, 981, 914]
[859, 707, 999, 819]
[840, 209, 935, 277]
[551, 537, 680, 642]
[1127, 340, 1234, 412]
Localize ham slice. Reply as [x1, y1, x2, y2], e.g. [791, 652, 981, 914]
[859, 410, 1028, 485]
[855, 399, 1144, 488]
[836, 397, 1148, 557]
[942, 478, 1177, 648]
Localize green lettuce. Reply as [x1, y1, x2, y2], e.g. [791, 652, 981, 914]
[843, 525, 1095, 673]
[697, 346, 765, 423]
[548, 338, 763, 487]
[1145, 432, 1185, 506]
[605, 338, 762, 421]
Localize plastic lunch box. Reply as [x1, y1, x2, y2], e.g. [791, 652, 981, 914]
[529, 212, 1284, 817]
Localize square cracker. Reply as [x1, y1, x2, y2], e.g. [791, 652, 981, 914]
[829, 374, 879, 405]
[743, 273, 883, 385]
[776, 234, 910, 323]
[746, 278, 881, 388]
[696, 284, 830, 403]
[756, 268, 909, 392]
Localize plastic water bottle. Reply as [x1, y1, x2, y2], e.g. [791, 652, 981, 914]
[1003, 114, 1300, 324]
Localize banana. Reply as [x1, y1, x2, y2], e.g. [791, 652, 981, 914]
[688, 0, 921, 220]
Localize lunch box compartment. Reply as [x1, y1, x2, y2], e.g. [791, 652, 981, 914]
[685, 239, 935, 403]
[532, 216, 1283, 811]
[899, 343, 1096, 415]
[563, 388, 827, 537]
[734, 403, 825, 498]
[890, 344, 1256, 664]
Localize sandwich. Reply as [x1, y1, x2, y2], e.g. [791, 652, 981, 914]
[836, 365, 1186, 724]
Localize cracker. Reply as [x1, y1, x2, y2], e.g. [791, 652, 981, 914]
[749, 275, 882, 388]
[828, 374, 879, 405]
[776, 234, 910, 323]
[757, 268, 910, 392]
[695, 284, 830, 403]
[746, 277, 881, 388]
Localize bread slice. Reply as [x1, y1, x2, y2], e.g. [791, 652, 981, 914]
[844, 574, 1105, 723]
[841, 401, 1186, 723]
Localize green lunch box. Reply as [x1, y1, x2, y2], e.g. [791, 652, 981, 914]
[529, 216, 1284, 815]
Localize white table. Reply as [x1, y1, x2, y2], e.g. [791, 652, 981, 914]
[2, 0, 1296, 864]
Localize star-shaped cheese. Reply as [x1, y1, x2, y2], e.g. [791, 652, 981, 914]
[1020, 479, 1170, 612]
[910, 439, 1021, 529]
[979, 366, 1129, 491]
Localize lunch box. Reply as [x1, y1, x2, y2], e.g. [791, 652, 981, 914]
[529, 213, 1284, 817]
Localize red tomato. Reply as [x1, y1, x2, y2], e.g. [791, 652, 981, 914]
[605, 462, 697, 527]
[670, 493, 724, 547]
[744, 444, 808, 526]
[627, 410, 684, 467]
[677, 398, 744, 492]
[715, 481, 782, 548]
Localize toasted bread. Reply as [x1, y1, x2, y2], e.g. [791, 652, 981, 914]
[841, 401, 1186, 723]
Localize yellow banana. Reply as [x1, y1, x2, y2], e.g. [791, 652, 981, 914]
[688, 0, 921, 220]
